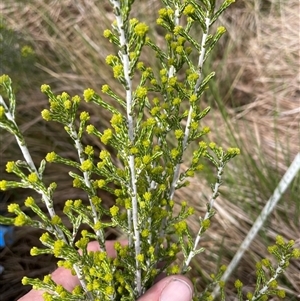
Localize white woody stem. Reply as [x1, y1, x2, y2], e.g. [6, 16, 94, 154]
[250, 259, 286, 300]
[111, 0, 142, 296]
[0, 96, 36, 171]
[0, 95, 59, 225]
[1, 95, 93, 299]
[70, 125, 105, 246]
[212, 153, 300, 298]
[183, 159, 225, 271]
[169, 13, 211, 201]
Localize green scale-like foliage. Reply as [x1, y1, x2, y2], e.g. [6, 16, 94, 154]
[0, 1, 298, 300]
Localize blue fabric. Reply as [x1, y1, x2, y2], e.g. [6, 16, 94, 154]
[0, 225, 14, 248]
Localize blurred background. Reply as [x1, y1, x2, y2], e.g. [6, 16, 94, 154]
[0, 0, 299, 300]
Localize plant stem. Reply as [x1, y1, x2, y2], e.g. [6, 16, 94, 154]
[162, 10, 213, 271]
[169, 13, 211, 201]
[250, 257, 287, 301]
[111, 0, 142, 296]
[168, 4, 180, 78]
[183, 159, 225, 271]
[0, 96, 36, 172]
[212, 152, 300, 298]
[0, 95, 62, 235]
[1, 94, 94, 300]
[70, 124, 106, 250]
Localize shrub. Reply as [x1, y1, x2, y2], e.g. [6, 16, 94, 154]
[0, 1, 298, 300]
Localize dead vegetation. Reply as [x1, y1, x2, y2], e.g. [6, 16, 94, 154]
[0, 0, 299, 300]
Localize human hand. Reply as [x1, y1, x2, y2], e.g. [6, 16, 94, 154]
[18, 241, 193, 301]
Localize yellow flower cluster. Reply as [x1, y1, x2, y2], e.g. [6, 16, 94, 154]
[51, 215, 62, 225]
[158, 8, 174, 18]
[136, 86, 148, 99]
[53, 240, 66, 257]
[141, 229, 149, 238]
[30, 246, 40, 256]
[81, 159, 93, 171]
[46, 151, 57, 163]
[103, 29, 112, 38]
[97, 179, 106, 188]
[189, 94, 198, 103]
[175, 129, 184, 139]
[110, 114, 123, 127]
[134, 23, 149, 37]
[41, 109, 51, 121]
[234, 279, 243, 289]
[227, 147, 240, 155]
[83, 88, 95, 102]
[99, 150, 110, 160]
[105, 54, 118, 66]
[40, 84, 50, 93]
[167, 265, 180, 275]
[136, 253, 144, 262]
[28, 172, 38, 183]
[84, 145, 94, 156]
[174, 220, 187, 234]
[14, 215, 28, 226]
[113, 65, 123, 78]
[201, 219, 211, 230]
[171, 148, 180, 159]
[110, 205, 119, 217]
[0, 74, 10, 85]
[183, 4, 195, 15]
[102, 84, 110, 93]
[173, 25, 183, 36]
[24, 196, 35, 207]
[101, 129, 113, 145]
[86, 124, 95, 134]
[142, 155, 151, 165]
[75, 237, 89, 249]
[143, 192, 151, 202]
[80, 111, 90, 122]
[6, 161, 15, 173]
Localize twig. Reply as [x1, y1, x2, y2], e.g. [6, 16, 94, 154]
[212, 152, 300, 298]
[169, 13, 211, 200]
[111, 0, 142, 295]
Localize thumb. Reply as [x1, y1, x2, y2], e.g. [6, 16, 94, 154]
[137, 275, 193, 301]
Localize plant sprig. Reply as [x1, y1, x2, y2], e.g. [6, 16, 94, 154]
[1, 1, 298, 301]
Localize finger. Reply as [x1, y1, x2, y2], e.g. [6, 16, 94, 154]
[137, 275, 193, 301]
[18, 266, 78, 301]
[87, 239, 127, 257]
[18, 290, 43, 301]
[52, 240, 127, 291]
[18, 240, 127, 301]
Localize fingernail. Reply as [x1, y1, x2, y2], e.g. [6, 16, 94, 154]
[160, 278, 192, 301]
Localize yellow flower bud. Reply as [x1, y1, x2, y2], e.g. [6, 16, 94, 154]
[6, 161, 15, 173]
[134, 23, 149, 36]
[28, 173, 38, 183]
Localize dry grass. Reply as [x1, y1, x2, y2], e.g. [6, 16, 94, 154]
[0, 0, 299, 300]
[218, 0, 299, 172]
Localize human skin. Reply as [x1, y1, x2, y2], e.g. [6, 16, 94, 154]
[18, 241, 193, 301]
